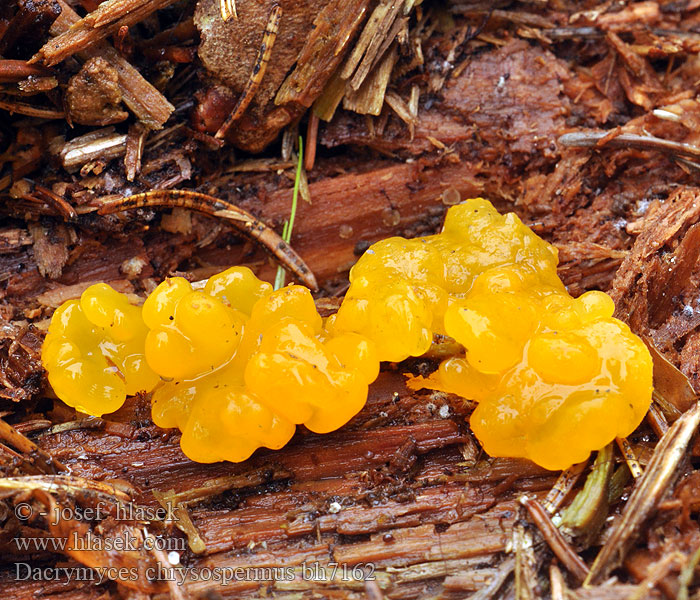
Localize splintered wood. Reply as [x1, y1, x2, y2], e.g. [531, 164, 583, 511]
[274, 0, 371, 107]
[35, 0, 182, 67]
[41, 0, 174, 129]
[0, 377, 538, 598]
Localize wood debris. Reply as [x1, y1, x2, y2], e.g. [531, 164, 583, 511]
[54, 127, 128, 171]
[35, 0, 183, 67]
[0, 0, 700, 598]
[44, 0, 175, 129]
[587, 402, 700, 584]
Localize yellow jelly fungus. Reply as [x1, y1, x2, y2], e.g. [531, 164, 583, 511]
[393, 201, 654, 470]
[328, 198, 563, 362]
[430, 287, 653, 470]
[142, 277, 246, 380]
[147, 267, 379, 463]
[41, 283, 159, 416]
[40, 199, 654, 471]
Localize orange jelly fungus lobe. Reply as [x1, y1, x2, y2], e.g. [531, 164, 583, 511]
[141, 268, 378, 463]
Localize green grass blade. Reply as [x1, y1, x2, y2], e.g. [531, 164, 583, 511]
[274, 136, 304, 290]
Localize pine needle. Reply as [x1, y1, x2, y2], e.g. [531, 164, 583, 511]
[274, 136, 303, 290]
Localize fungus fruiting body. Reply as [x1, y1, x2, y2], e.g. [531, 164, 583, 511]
[331, 199, 653, 470]
[42, 199, 653, 469]
[146, 271, 378, 463]
[42, 283, 158, 416]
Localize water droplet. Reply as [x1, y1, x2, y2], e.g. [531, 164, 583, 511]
[339, 224, 353, 239]
[441, 187, 461, 206]
[382, 208, 401, 227]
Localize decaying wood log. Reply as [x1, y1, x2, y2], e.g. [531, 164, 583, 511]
[0, 375, 552, 598]
[1, 0, 700, 598]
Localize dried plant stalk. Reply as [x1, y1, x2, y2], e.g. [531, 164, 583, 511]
[586, 401, 700, 584]
[542, 461, 588, 514]
[0, 474, 129, 501]
[0, 419, 66, 474]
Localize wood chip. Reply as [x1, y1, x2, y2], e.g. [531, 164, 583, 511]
[44, 0, 174, 129]
[343, 44, 398, 115]
[56, 127, 128, 171]
[36, 0, 182, 67]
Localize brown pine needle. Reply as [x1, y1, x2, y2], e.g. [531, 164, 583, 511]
[97, 189, 318, 291]
[215, 4, 282, 139]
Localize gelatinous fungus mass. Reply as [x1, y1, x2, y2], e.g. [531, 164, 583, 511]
[340, 199, 653, 470]
[143, 267, 378, 462]
[42, 199, 653, 470]
[42, 283, 158, 416]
